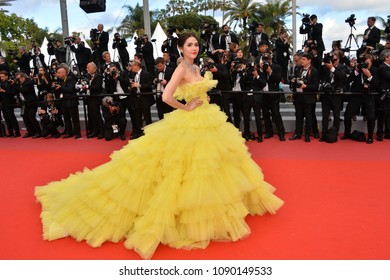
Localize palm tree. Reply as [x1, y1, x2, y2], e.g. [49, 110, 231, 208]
[0, 0, 15, 13]
[223, 0, 261, 33]
[258, 0, 292, 40]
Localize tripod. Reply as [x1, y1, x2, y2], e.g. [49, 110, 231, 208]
[65, 45, 80, 76]
[345, 24, 359, 51]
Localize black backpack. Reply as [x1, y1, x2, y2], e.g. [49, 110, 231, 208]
[324, 126, 338, 143]
[350, 130, 366, 142]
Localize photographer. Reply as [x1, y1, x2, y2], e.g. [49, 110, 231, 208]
[154, 57, 174, 119]
[259, 52, 286, 141]
[220, 24, 239, 51]
[92, 24, 109, 65]
[53, 40, 66, 64]
[82, 62, 104, 139]
[229, 55, 247, 130]
[18, 72, 41, 138]
[289, 52, 319, 142]
[13, 47, 31, 75]
[112, 32, 130, 68]
[242, 65, 267, 142]
[54, 67, 81, 139]
[30, 47, 48, 76]
[138, 34, 155, 74]
[362, 17, 381, 49]
[100, 51, 121, 76]
[249, 22, 270, 58]
[0, 56, 10, 74]
[299, 14, 325, 60]
[275, 29, 290, 82]
[161, 27, 180, 64]
[377, 49, 390, 140]
[319, 50, 350, 140]
[200, 23, 222, 62]
[0, 70, 21, 137]
[33, 67, 51, 102]
[70, 36, 92, 75]
[342, 54, 378, 143]
[37, 93, 60, 138]
[101, 96, 126, 141]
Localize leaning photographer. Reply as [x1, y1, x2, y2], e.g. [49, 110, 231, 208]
[112, 33, 130, 68]
[37, 93, 60, 138]
[0, 71, 21, 137]
[299, 14, 325, 61]
[342, 54, 378, 143]
[161, 27, 180, 64]
[101, 96, 126, 141]
[70, 36, 92, 75]
[376, 49, 390, 141]
[319, 51, 350, 141]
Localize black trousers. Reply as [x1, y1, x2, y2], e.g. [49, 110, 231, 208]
[87, 98, 104, 135]
[155, 95, 173, 120]
[293, 97, 314, 136]
[41, 118, 60, 137]
[222, 93, 242, 129]
[241, 95, 262, 135]
[63, 105, 81, 136]
[22, 105, 41, 135]
[376, 98, 390, 137]
[104, 117, 127, 140]
[261, 94, 285, 135]
[344, 95, 375, 137]
[1, 106, 20, 135]
[321, 94, 343, 133]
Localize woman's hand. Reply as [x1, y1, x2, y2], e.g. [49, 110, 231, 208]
[185, 97, 203, 111]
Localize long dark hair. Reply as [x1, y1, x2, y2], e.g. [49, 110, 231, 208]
[177, 32, 198, 48]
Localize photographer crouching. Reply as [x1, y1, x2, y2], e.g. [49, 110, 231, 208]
[101, 96, 126, 141]
[37, 93, 60, 138]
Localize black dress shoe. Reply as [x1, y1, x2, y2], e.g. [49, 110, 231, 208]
[32, 134, 41, 139]
[62, 134, 74, 139]
[22, 133, 32, 138]
[279, 134, 286, 141]
[313, 132, 320, 139]
[264, 133, 273, 139]
[14, 132, 21, 137]
[377, 134, 383, 141]
[305, 135, 310, 142]
[53, 133, 61, 138]
[97, 134, 104, 139]
[88, 133, 97, 138]
[74, 135, 82, 139]
[257, 136, 263, 143]
[341, 134, 349, 140]
[366, 138, 373, 144]
[289, 134, 301, 140]
[120, 135, 126, 140]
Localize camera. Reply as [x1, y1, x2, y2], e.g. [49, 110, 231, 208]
[90, 28, 100, 42]
[357, 62, 368, 70]
[207, 62, 216, 70]
[380, 89, 390, 101]
[6, 50, 18, 57]
[345, 14, 356, 26]
[302, 13, 310, 25]
[319, 81, 333, 93]
[64, 36, 75, 45]
[38, 73, 43, 78]
[166, 26, 176, 36]
[249, 21, 259, 33]
[262, 53, 272, 70]
[111, 70, 117, 77]
[322, 53, 334, 64]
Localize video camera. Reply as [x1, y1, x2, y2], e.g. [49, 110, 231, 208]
[90, 28, 100, 42]
[64, 36, 75, 45]
[261, 53, 272, 71]
[357, 62, 369, 70]
[201, 23, 216, 35]
[302, 13, 311, 26]
[322, 53, 335, 64]
[249, 21, 259, 34]
[345, 14, 356, 27]
[166, 26, 176, 36]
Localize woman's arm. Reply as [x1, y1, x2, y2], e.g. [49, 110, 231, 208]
[162, 64, 202, 111]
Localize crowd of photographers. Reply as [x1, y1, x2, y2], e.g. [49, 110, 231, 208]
[1, 17, 390, 144]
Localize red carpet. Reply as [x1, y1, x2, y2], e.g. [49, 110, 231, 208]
[1, 134, 389, 260]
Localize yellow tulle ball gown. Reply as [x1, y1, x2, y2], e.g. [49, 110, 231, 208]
[35, 72, 284, 260]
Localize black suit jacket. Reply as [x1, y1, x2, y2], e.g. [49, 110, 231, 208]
[70, 42, 91, 65]
[300, 23, 325, 52]
[249, 33, 270, 55]
[363, 26, 381, 48]
[220, 32, 239, 50]
[59, 76, 78, 107]
[349, 67, 379, 93]
[295, 66, 319, 104]
[16, 53, 31, 74]
[19, 78, 38, 106]
[98, 31, 109, 53]
[378, 63, 390, 90]
[129, 69, 154, 105]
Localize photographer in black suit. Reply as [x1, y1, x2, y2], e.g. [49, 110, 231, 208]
[260, 52, 286, 141]
[101, 96, 127, 141]
[112, 33, 130, 68]
[18, 72, 41, 138]
[300, 14, 325, 60]
[249, 22, 270, 58]
[129, 60, 154, 138]
[220, 24, 239, 51]
[0, 71, 20, 137]
[55, 67, 81, 139]
[377, 49, 390, 140]
[153, 57, 174, 119]
[13, 47, 31, 75]
[200, 23, 222, 62]
[37, 93, 60, 138]
[362, 17, 381, 49]
[319, 51, 350, 140]
[92, 24, 109, 65]
[289, 52, 319, 142]
[70, 36, 92, 75]
[82, 62, 104, 139]
[342, 54, 378, 143]
[161, 28, 180, 64]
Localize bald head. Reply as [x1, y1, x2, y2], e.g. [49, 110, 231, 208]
[56, 68, 67, 79]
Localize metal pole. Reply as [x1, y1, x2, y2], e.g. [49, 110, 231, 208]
[292, 0, 297, 56]
[59, 0, 69, 39]
[143, 0, 151, 36]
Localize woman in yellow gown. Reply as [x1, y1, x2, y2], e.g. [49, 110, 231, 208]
[35, 32, 284, 260]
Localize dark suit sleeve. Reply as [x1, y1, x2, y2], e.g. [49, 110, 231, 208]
[304, 67, 319, 92]
[366, 27, 381, 47]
